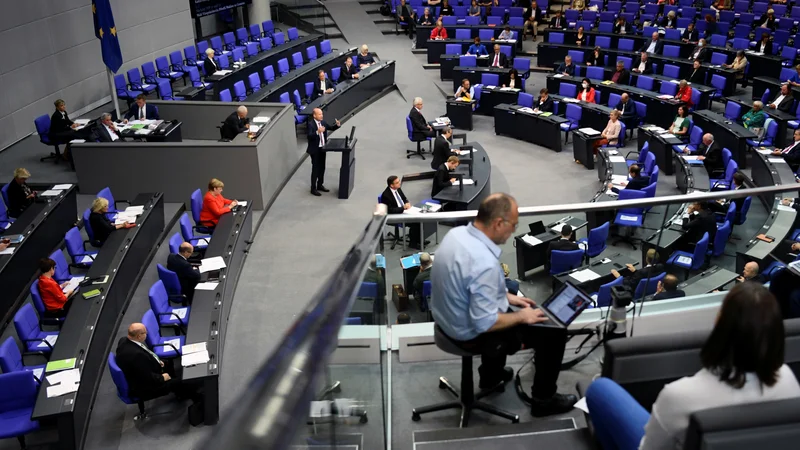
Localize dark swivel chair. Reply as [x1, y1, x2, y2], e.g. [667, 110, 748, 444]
[411, 324, 520, 427]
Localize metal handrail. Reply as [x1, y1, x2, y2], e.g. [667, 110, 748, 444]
[201, 211, 387, 450]
[385, 184, 800, 224]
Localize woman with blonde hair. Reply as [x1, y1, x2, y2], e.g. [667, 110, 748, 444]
[7, 168, 36, 218]
[89, 197, 135, 246]
[200, 178, 238, 228]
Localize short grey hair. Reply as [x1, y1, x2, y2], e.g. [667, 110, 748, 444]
[476, 193, 516, 226]
[100, 112, 112, 121]
[413, 97, 423, 106]
[753, 100, 763, 109]
[442, 126, 452, 135]
[205, 48, 214, 56]
[420, 252, 432, 268]
[237, 105, 248, 114]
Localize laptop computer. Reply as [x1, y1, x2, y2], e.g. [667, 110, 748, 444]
[326, 126, 356, 149]
[528, 221, 547, 236]
[511, 282, 592, 329]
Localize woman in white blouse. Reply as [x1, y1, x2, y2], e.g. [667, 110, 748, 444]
[585, 282, 800, 450]
[503, 69, 521, 89]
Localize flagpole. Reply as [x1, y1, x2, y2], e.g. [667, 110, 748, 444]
[106, 68, 121, 120]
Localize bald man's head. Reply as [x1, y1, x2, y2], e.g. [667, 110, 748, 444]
[743, 262, 760, 280]
[179, 242, 194, 256]
[313, 107, 323, 121]
[127, 323, 147, 342]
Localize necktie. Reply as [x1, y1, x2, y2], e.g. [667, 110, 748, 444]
[783, 142, 797, 154]
[394, 190, 403, 207]
[317, 121, 325, 146]
[494, 54, 499, 67]
[135, 340, 161, 365]
[556, 18, 559, 27]
[139, 106, 144, 120]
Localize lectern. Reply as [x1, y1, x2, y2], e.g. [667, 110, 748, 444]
[324, 136, 357, 199]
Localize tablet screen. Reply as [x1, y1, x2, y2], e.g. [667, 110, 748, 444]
[544, 283, 591, 325]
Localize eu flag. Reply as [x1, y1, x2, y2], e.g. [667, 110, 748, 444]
[93, 0, 123, 73]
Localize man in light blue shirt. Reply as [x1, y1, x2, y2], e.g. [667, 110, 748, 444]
[430, 193, 577, 417]
[465, 37, 488, 56]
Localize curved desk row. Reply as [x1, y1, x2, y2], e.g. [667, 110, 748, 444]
[493, 103, 568, 152]
[737, 151, 800, 272]
[207, 34, 323, 101]
[415, 25, 523, 50]
[183, 203, 253, 425]
[537, 42, 739, 96]
[725, 95, 793, 148]
[690, 109, 758, 169]
[300, 60, 397, 124]
[426, 38, 517, 63]
[432, 141, 492, 210]
[637, 125, 686, 176]
[244, 47, 355, 103]
[674, 151, 711, 194]
[588, 148, 630, 230]
[31, 193, 167, 450]
[0, 185, 77, 328]
[547, 74, 685, 130]
[540, 28, 784, 81]
[753, 76, 800, 104]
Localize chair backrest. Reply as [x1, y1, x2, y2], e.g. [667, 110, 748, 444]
[304, 82, 314, 100]
[248, 72, 261, 92]
[619, 39, 634, 51]
[710, 52, 728, 66]
[189, 189, 205, 225]
[287, 27, 299, 40]
[455, 29, 470, 40]
[566, 103, 582, 121]
[481, 73, 499, 86]
[568, 50, 584, 64]
[559, 83, 577, 97]
[155, 56, 170, 74]
[587, 222, 610, 258]
[459, 55, 477, 67]
[263, 65, 276, 84]
[245, 42, 258, 57]
[157, 264, 182, 297]
[181, 212, 199, 241]
[723, 101, 742, 120]
[634, 271, 666, 298]
[157, 80, 173, 100]
[167, 233, 182, 256]
[233, 80, 247, 101]
[279, 92, 290, 104]
[219, 89, 232, 102]
[358, 282, 378, 299]
[618, 188, 647, 215]
[690, 233, 710, 270]
[97, 187, 116, 210]
[663, 45, 680, 58]
[550, 249, 585, 274]
[236, 27, 248, 44]
[442, 16, 458, 26]
[595, 276, 624, 308]
[197, 40, 209, 56]
[617, 56, 632, 70]
[550, 33, 564, 44]
[662, 64, 680, 79]
[184, 45, 198, 64]
[259, 37, 273, 52]
[273, 32, 286, 46]
[446, 43, 461, 54]
[29, 279, 49, 318]
[14, 304, 41, 346]
[262, 20, 275, 35]
[0, 337, 23, 373]
[710, 220, 731, 257]
[127, 67, 142, 86]
[513, 57, 530, 73]
[141, 310, 161, 347]
[306, 46, 318, 61]
[659, 82, 678, 96]
[479, 29, 494, 41]
[107, 352, 135, 402]
[721, 148, 732, 171]
[49, 249, 71, 283]
[636, 76, 654, 91]
[34, 115, 51, 144]
[249, 23, 261, 40]
[320, 40, 332, 55]
[635, 101, 647, 120]
[331, 67, 341, 82]
[141, 61, 157, 83]
[148, 280, 171, 317]
[292, 89, 302, 108]
[518, 92, 534, 108]
[586, 66, 604, 80]
[64, 227, 85, 261]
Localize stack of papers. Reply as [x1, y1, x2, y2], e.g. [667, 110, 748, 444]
[521, 234, 542, 246]
[213, 70, 233, 75]
[682, 155, 700, 160]
[46, 368, 81, 398]
[660, 133, 677, 139]
[0, 247, 13, 255]
[658, 94, 673, 99]
[73, 119, 90, 129]
[404, 206, 422, 214]
[199, 256, 227, 273]
[676, 255, 693, 265]
[52, 184, 73, 190]
[553, 74, 565, 78]
[518, 107, 534, 114]
[248, 124, 261, 134]
[778, 204, 795, 212]
[452, 179, 475, 185]
[61, 276, 85, 294]
[605, 189, 618, 197]
[611, 175, 629, 187]
[195, 281, 219, 291]
[768, 158, 787, 164]
[252, 116, 270, 124]
[756, 148, 773, 155]
[578, 127, 600, 135]
[39, 190, 62, 197]
[424, 202, 442, 212]
[485, 85, 496, 89]
[571, 269, 601, 283]
[181, 342, 209, 367]
[609, 155, 626, 163]
[562, 97, 580, 103]
[499, 87, 519, 91]
[235, 201, 248, 207]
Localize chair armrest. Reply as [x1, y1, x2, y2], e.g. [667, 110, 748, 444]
[167, 294, 188, 306]
[184, 58, 196, 66]
[157, 312, 187, 334]
[144, 75, 158, 84]
[624, 150, 640, 161]
[152, 342, 183, 356]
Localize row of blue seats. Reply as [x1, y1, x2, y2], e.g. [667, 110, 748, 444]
[394, 0, 543, 8]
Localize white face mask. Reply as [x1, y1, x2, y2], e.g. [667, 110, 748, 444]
[582, 83, 589, 89]
[698, 42, 703, 47]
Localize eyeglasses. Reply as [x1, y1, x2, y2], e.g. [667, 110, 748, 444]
[502, 219, 519, 231]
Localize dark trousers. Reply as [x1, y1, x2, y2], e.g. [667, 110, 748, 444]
[310, 150, 327, 189]
[136, 361, 203, 402]
[400, 16, 416, 36]
[453, 324, 567, 399]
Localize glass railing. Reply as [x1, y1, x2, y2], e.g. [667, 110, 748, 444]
[271, 0, 330, 39]
[203, 183, 799, 450]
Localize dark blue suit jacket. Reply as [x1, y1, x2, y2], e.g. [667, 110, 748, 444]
[124, 104, 160, 121]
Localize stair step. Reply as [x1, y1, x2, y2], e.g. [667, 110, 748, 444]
[365, 8, 383, 14]
[415, 428, 594, 450]
[411, 48, 427, 54]
[303, 17, 338, 27]
[359, 0, 385, 4]
[295, 12, 332, 19]
[414, 418, 575, 445]
[373, 17, 397, 24]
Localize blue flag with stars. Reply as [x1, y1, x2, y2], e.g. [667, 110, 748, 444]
[93, 0, 123, 73]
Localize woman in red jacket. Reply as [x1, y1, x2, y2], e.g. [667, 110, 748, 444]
[430, 20, 448, 40]
[577, 78, 596, 103]
[200, 178, 238, 227]
[38, 258, 77, 312]
[675, 79, 693, 109]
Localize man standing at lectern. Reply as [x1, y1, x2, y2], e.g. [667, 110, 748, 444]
[307, 108, 340, 196]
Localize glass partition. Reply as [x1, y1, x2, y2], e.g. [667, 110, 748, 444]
[202, 183, 799, 450]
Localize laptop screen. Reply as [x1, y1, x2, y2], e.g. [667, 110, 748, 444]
[528, 221, 546, 236]
[348, 126, 356, 143]
[542, 282, 591, 325]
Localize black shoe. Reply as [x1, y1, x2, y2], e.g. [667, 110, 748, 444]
[311, 189, 322, 196]
[478, 367, 514, 390]
[530, 393, 578, 417]
[317, 185, 330, 192]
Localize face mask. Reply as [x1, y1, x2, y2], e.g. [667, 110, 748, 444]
[582, 83, 588, 88]
[698, 42, 703, 47]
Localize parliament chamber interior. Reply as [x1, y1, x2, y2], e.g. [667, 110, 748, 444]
[2, 0, 800, 449]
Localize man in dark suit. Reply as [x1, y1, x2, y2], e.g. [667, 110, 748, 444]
[682, 201, 717, 245]
[693, 133, 724, 174]
[522, 0, 544, 40]
[611, 249, 666, 293]
[640, 32, 664, 55]
[687, 59, 706, 84]
[631, 52, 654, 75]
[772, 129, 800, 170]
[549, 10, 566, 29]
[203, 48, 219, 78]
[546, 224, 579, 269]
[535, 88, 554, 112]
[409, 97, 436, 140]
[688, 40, 708, 62]
[413, 252, 433, 309]
[312, 69, 334, 100]
[431, 126, 457, 169]
[432, 156, 460, 197]
[115, 323, 177, 401]
[615, 93, 638, 129]
[767, 83, 794, 113]
[397, 0, 416, 38]
[556, 55, 575, 76]
[123, 94, 160, 122]
[91, 112, 122, 142]
[710, 172, 747, 215]
[340, 56, 359, 81]
[608, 164, 650, 193]
[307, 107, 340, 196]
[380, 175, 411, 214]
[610, 61, 630, 85]
[220, 105, 249, 141]
[489, 44, 508, 68]
[682, 22, 699, 42]
[613, 17, 630, 35]
[654, 275, 686, 300]
[167, 242, 201, 304]
[738, 261, 768, 284]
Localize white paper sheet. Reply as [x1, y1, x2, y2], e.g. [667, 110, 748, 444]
[181, 350, 210, 367]
[236, 201, 247, 207]
[609, 156, 626, 163]
[182, 342, 207, 355]
[768, 158, 787, 164]
[756, 149, 773, 155]
[0, 247, 14, 255]
[37, 334, 58, 349]
[778, 205, 795, 212]
[46, 368, 80, 385]
[199, 256, 227, 273]
[424, 202, 442, 212]
[195, 282, 219, 291]
[404, 206, 422, 214]
[677, 255, 693, 265]
[619, 214, 639, 222]
[573, 397, 590, 414]
[453, 179, 475, 185]
[252, 116, 270, 123]
[578, 127, 600, 135]
[682, 155, 699, 160]
[571, 269, 601, 283]
[521, 234, 542, 246]
[550, 222, 567, 233]
[39, 190, 63, 196]
[197, 238, 210, 246]
[172, 308, 188, 319]
[79, 255, 94, 264]
[47, 381, 79, 397]
[248, 124, 261, 134]
[32, 368, 44, 380]
[659, 133, 677, 139]
[52, 184, 73, 190]
[164, 338, 182, 352]
[124, 205, 144, 214]
[61, 276, 84, 294]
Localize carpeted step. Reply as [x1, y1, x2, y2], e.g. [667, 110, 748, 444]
[415, 427, 597, 450]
